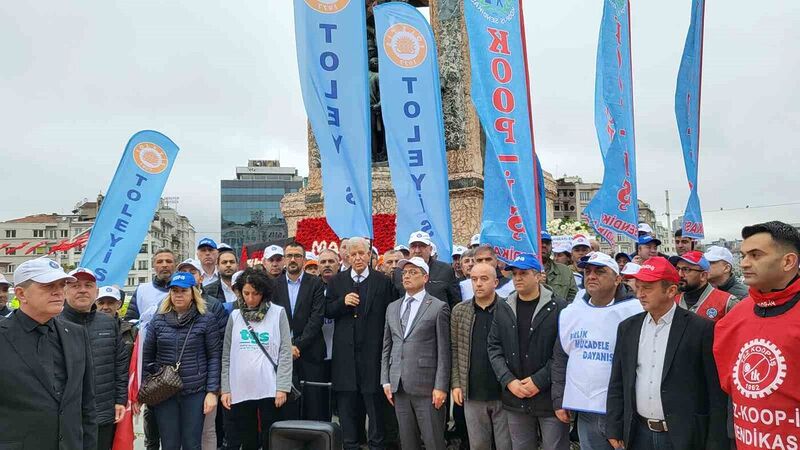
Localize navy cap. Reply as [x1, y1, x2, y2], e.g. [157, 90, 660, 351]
[638, 235, 662, 246]
[168, 272, 197, 289]
[505, 253, 543, 272]
[614, 252, 632, 262]
[197, 238, 217, 250]
[541, 230, 552, 241]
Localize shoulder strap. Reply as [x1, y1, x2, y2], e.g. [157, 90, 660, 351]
[242, 312, 279, 373]
[175, 319, 195, 368]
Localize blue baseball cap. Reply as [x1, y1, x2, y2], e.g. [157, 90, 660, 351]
[638, 235, 662, 246]
[168, 272, 197, 289]
[669, 251, 711, 271]
[505, 253, 543, 272]
[614, 252, 632, 262]
[197, 238, 217, 250]
[541, 230, 552, 241]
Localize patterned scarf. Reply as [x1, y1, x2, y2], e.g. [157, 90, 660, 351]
[236, 298, 270, 322]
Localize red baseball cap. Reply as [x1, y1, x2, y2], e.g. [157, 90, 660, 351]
[630, 256, 680, 283]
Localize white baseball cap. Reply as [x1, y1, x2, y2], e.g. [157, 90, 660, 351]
[0, 274, 10, 286]
[470, 234, 481, 247]
[577, 252, 620, 275]
[638, 223, 653, 234]
[408, 231, 433, 247]
[14, 258, 76, 285]
[97, 285, 122, 302]
[68, 267, 97, 282]
[397, 257, 430, 274]
[452, 245, 467, 257]
[263, 245, 284, 260]
[218, 242, 234, 252]
[571, 235, 591, 250]
[232, 270, 244, 285]
[177, 258, 203, 273]
[394, 244, 409, 252]
[621, 262, 642, 277]
[704, 246, 734, 266]
[305, 251, 318, 262]
[553, 243, 572, 254]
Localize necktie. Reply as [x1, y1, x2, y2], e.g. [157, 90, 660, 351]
[401, 297, 415, 336]
[36, 324, 54, 389]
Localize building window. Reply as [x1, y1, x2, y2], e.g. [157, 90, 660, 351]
[127, 277, 135, 287]
[60, 230, 68, 238]
[33, 230, 44, 238]
[138, 277, 147, 284]
[138, 260, 149, 271]
[579, 191, 591, 202]
[47, 230, 57, 239]
[554, 205, 560, 211]
[5, 230, 15, 238]
[140, 244, 149, 254]
[6, 265, 14, 274]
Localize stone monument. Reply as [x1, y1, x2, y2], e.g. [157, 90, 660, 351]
[282, 0, 556, 245]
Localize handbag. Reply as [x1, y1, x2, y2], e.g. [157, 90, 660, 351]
[242, 313, 302, 402]
[138, 320, 195, 406]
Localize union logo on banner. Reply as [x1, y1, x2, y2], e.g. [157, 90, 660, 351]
[304, 0, 350, 14]
[733, 338, 787, 399]
[470, 0, 516, 23]
[382, 24, 427, 69]
[133, 142, 168, 174]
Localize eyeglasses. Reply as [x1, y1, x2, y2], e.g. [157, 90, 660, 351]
[676, 267, 704, 274]
[402, 269, 423, 277]
[285, 254, 304, 260]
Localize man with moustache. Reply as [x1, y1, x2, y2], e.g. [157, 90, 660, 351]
[451, 245, 467, 280]
[273, 242, 327, 420]
[0, 258, 97, 450]
[61, 268, 129, 450]
[196, 238, 219, 287]
[669, 251, 738, 322]
[204, 249, 239, 304]
[382, 250, 401, 277]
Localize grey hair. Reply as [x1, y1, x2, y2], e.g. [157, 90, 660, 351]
[461, 248, 476, 259]
[348, 237, 370, 253]
[474, 244, 496, 257]
[318, 248, 340, 261]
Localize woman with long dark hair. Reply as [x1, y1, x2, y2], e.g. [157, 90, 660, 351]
[221, 268, 293, 450]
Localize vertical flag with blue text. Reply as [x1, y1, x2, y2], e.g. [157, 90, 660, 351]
[583, 0, 639, 245]
[81, 131, 179, 285]
[294, 0, 373, 239]
[464, 0, 541, 261]
[675, 0, 705, 239]
[374, 2, 453, 262]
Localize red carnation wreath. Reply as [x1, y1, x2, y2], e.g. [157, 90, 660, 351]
[296, 214, 396, 256]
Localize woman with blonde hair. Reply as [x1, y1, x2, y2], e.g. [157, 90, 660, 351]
[221, 268, 293, 450]
[142, 272, 221, 450]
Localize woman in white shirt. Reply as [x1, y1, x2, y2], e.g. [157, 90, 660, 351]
[220, 268, 293, 450]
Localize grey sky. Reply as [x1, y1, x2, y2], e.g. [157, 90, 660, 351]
[1, 0, 798, 244]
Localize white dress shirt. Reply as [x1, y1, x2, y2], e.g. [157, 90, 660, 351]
[220, 280, 237, 303]
[635, 302, 677, 420]
[400, 289, 426, 338]
[350, 267, 369, 282]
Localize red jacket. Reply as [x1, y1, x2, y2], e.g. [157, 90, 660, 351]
[675, 283, 738, 322]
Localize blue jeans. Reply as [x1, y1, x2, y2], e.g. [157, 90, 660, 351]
[631, 419, 674, 450]
[154, 391, 206, 450]
[577, 412, 614, 450]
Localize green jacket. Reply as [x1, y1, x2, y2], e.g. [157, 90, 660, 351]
[544, 259, 578, 302]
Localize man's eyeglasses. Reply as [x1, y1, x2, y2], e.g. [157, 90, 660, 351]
[676, 267, 704, 274]
[285, 254, 304, 260]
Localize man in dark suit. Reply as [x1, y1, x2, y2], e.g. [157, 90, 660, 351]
[326, 237, 398, 450]
[0, 257, 97, 450]
[393, 231, 460, 307]
[606, 257, 727, 450]
[273, 241, 327, 420]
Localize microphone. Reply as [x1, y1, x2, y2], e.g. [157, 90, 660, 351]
[352, 277, 361, 319]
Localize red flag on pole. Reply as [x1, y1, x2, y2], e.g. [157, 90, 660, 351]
[112, 334, 139, 450]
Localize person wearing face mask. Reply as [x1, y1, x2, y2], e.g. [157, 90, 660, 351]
[140, 272, 221, 450]
[61, 268, 129, 450]
[0, 258, 97, 450]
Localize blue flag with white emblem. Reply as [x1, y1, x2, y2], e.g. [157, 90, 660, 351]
[294, 0, 373, 239]
[374, 2, 452, 262]
[81, 130, 179, 285]
[676, 0, 705, 239]
[464, 0, 542, 261]
[582, 0, 639, 245]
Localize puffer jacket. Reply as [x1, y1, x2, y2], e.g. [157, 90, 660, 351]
[143, 305, 221, 394]
[60, 303, 129, 425]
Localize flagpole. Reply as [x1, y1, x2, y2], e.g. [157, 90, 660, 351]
[516, 0, 543, 259]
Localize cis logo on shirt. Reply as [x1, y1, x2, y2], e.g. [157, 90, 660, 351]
[240, 330, 269, 345]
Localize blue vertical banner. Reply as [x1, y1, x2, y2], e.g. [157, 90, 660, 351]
[374, 3, 453, 263]
[81, 131, 179, 285]
[464, 0, 541, 261]
[583, 0, 639, 245]
[676, 0, 705, 239]
[294, 0, 373, 239]
[535, 154, 547, 231]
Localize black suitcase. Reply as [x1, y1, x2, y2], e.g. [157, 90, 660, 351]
[269, 381, 342, 450]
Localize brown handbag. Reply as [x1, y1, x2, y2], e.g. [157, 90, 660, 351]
[138, 320, 195, 406]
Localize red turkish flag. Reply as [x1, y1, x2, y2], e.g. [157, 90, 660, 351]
[112, 334, 139, 450]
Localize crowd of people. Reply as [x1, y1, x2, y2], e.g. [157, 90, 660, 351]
[0, 219, 798, 450]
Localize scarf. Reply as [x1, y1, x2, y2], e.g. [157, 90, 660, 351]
[749, 275, 800, 308]
[236, 298, 270, 323]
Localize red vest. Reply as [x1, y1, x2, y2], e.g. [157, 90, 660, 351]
[675, 284, 735, 322]
[714, 297, 800, 450]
